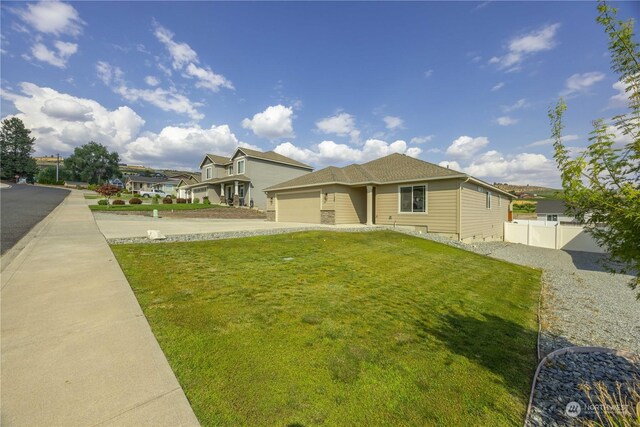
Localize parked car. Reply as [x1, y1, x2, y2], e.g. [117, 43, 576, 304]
[139, 189, 167, 198]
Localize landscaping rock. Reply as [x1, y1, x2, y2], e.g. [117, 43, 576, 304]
[147, 230, 166, 240]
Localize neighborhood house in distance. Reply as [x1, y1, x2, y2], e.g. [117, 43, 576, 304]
[177, 147, 314, 209]
[265, 153, 514, 242]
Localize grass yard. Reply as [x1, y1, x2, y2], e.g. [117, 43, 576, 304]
[89, 203, 225, 211]
[111, 231, 541, 426]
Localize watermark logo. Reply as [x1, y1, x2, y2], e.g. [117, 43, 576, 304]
[565, 401, 582, 418]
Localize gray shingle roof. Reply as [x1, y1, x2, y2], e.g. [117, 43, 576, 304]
[265, 153, 464, 190]
[536, 199, 567, 214]
[236, 147, 313, 169]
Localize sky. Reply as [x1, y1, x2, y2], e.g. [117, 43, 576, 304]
[1, 1, 637, 187]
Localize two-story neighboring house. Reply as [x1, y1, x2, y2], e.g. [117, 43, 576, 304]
[180, 147, 313, 209]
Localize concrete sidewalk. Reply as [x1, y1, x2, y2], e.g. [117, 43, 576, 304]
[1, 191, 199, 426]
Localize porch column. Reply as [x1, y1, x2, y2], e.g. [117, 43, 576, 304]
[366, 185, 373, 226]
[233, 180, 240, 207]
[220, 183, 224, 203]
[234, 180, 239, 195]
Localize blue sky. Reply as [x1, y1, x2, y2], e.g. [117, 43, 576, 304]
[1, 1, 636, 186]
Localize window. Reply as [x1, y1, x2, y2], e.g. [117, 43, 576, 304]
[206, 166, 212, 179]
[238, 184, 245, 198]
[228, 165, 234, 176]
[498, 194, 502, 207]
[237, 159, 245, 174]
[399, 185, 426, 213]
[486, 191, 492, 209]
[547, 214, 558, 221]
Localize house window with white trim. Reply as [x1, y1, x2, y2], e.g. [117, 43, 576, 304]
[237, 159, 245, 174]
[486, 191, 492, 209]
[400, 185, 426, 213]
[206, 166, 212, 180]
[228, 165, 234, 176]
[498, 194, 502, 207]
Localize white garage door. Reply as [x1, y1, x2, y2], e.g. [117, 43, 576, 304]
[277, 191, 321, 223]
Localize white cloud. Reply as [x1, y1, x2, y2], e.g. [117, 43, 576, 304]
[438, 160, 461, 171]
[491, 82, 505, 91]
[30, 41, 77, 68]
[153, 23, 198, 69]
[2, 82, 144, 154]
[490, 23, 560, 71]
[17, 1, 85, 37]
[124, 124, 246, 169]
[144, 76, 160, 86]
[424, 69, 433, 78]
[464, 150, 559, 186]
[242, 105, 294, 139]
[608, 79, 632, 109]
[501, 98, 527, 112]
[561, 72, 605, 96]
[314, 112, 361, 143]
[527, 134, 579, 147]
[383, 116, 404, 130]
[410, 135, 435, 144]
[495, 116, 519, 126]
[274, 139, 422, 167]
[96, 61, 203, 120]
[445, 136, 489, 159]
[153, 22, 233, 93]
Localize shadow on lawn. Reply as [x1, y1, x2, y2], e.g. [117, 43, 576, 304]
[417, 312, 539, 400]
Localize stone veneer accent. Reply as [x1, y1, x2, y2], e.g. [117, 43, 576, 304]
[266, 210, 275, 221]
[321, 210, 335, 225]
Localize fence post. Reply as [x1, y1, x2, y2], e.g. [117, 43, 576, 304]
[527, 221, 531, 245]
[555, 223, 560, 249]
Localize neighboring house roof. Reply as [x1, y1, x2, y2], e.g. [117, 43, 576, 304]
[536, 200, 568, 214]
[176, 176, 200, 187]
[125, 175, 167, 184]
[234, 147, 313, 170]
[264, 153, 513, 197]
[153, 179, 181, 186]
[185, 174, 252, 189]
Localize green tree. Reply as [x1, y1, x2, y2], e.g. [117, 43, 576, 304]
[0, 117, 38, 180]
[64, 141, 121, 184]
[549, 1, 639, 293]
[37, 165, 69, 184]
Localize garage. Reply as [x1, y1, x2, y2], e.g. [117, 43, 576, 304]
[277, 191, 321, 223]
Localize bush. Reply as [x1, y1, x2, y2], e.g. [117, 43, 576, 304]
[203, 196, 211, 205]
[97, 199, 108, 205]
[170, 194, 176, 199]
[151, 197, 159, 205]
[186, 198, 192, 203]
[129, 197, 142, 205]
[112, 199, 125, 205]
[162, 197, 173, 204]
[88, 184, 98, 191]
[176, 198, 187, 204]
[193, 197, 200, 204]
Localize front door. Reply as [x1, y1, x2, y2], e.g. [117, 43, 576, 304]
[226, 185, 234, 203]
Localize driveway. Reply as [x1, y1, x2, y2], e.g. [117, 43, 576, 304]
[0, 184, 70, 254]
[93, 213, 359, 239]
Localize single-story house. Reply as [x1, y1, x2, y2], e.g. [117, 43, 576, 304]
[536, 199, 576, 223]
[264, 153, 514, 241]
[125, 176, 167, 194]
[152, 178, 181, 195]
[180, 147, 313, 209]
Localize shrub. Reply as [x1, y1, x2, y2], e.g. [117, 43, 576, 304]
[170, 194, 176, 199]
[162, 197, 173, 204]
[97, 199, 108, 206]
[88, 184, 98, 191]
[176, 198, 187, 204]
[129, 197, 142, 205]
[193, 197, 200, 204]
[203, 196, 211, 205]
[112, 199, 125, 205]
[186, 198, 192, 203]
[151, 197, 159, 205]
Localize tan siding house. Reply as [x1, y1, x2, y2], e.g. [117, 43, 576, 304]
[265, 153, 513, 241]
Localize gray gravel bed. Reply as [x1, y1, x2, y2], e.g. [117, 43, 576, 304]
[526, 351, 640, 427]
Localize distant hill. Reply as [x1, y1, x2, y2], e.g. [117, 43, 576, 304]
[492, 184, 564, 200]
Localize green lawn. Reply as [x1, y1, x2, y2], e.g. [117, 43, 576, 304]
[89, 203, 225, 211]
[111, 231, 541, 426]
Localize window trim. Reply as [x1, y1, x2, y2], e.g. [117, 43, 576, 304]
[237, 159, 245, 175]
[228, 165, 234, 176]
[486, 191, 492, 209]
[498, 194, 502, 207]
[397, 183, 428, 214]
[205, 166, 212, 180]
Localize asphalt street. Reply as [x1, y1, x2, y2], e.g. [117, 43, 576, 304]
[1, 184, 70, 254]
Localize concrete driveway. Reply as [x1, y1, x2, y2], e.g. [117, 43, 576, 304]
[93, 213, 350, 239]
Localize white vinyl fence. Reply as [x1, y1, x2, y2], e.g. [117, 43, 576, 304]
[504, 221, 605, 253]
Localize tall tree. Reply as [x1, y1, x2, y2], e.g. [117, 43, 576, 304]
[0, 117, 38, 180]
[549, 1, 639, 293]
[64, 141, 121, 184]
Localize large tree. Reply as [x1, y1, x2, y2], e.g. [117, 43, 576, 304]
[64, 141, 121, 184]
[0, 117, 38, 180]
[549, 1, 639, 293]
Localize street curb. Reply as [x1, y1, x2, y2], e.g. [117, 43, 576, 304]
[0, 189, 72, 284]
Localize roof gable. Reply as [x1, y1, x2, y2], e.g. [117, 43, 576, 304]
[232, 147, 313, 169]
[199, 154, 231, 169]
